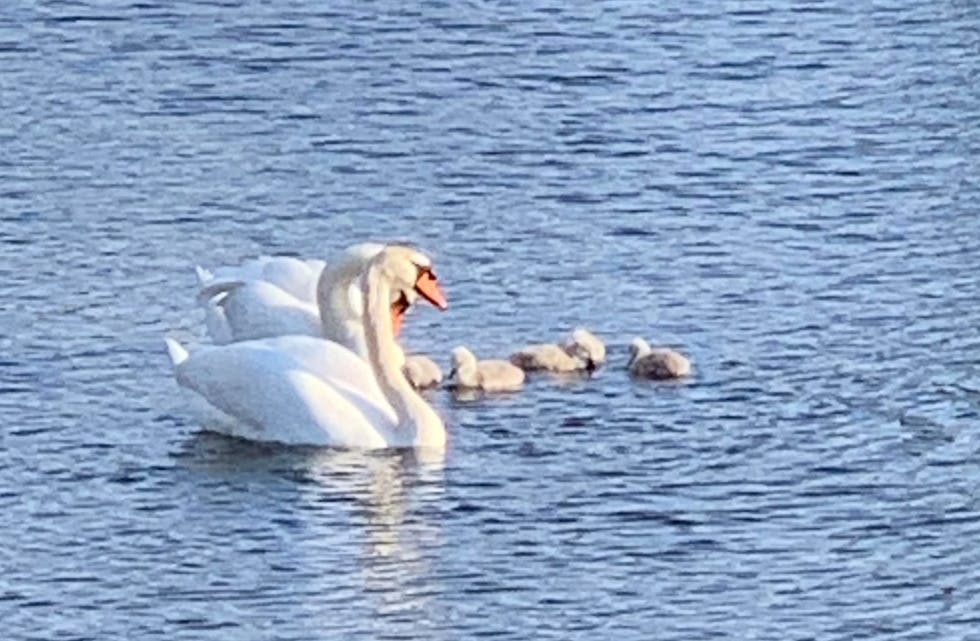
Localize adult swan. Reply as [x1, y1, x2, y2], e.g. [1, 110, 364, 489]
[165, 246, 448, 449]
[196, 243, 383, 351]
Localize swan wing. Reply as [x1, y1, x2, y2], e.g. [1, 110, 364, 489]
[256, 336, 395, 422]
[306, 258, 327, 273]
[218, 281, 321, 342]
[202, 256, 319, 303]
[259, 257, 319, 302]
[205, 256, 271, 284]
[173, 340, 393, 448]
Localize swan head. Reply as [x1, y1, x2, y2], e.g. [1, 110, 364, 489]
[628, 337, 651, 365]
[448, 345, 477, 384]
[563, 328, 606, 371]
[373, 245, 449, 334]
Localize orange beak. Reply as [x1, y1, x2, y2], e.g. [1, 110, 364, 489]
[415, 271, 448, 310]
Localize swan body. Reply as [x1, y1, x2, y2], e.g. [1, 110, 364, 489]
[166, 335, 394, 446]
[628, 337, 691, 379]
[167, 246, 448, 449]
[451, 346, 524, 392]
[510, 343, 581, 372]
[203, 279, 322, 343]
[403, 354, 442, 389]
[199, 255, 323, 303]
[510, 328, 605, 372]
[198, 244, 384, 350]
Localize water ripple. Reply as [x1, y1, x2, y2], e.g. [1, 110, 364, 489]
[2, 0, 979, 639]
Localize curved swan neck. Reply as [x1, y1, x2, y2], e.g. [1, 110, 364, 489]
[317, 258, 375, 360]
[362, 260, 443, 446]
[317, 263, 357, 330]
[317, 244, 387, 359]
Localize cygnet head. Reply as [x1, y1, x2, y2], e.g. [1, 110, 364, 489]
[628, 337, 651, 366]
[450, 345, 476, 371]
[449, 345, 478, 386]
[563, 328, 606, 370]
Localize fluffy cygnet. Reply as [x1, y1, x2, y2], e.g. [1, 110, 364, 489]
[563, 328, 605, 367]
[627, 337, 691, 379]
[510, 327, 605, 372]
[450, 346, 525, 392]
[403, 354, 443, 389]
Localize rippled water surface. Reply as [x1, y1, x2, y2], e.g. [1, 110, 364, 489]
[3, 1, 980, 638]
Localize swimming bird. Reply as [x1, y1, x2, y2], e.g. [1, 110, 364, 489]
[166, 246, 449, 449]
[196, 244, 384, 354]
[450, 346, 525, 392]
[627, 337, 691, 379]
[510, 328, 605, 373]
[403, 354, 443, 389]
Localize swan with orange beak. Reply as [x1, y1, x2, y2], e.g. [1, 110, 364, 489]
[388, 250, 447, 336]
[165, 245, 451, 449]
[385, 251, 448, 390]
[196, 243, 447, 369]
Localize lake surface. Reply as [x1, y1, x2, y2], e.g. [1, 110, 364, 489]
[3, 0, 980, 638]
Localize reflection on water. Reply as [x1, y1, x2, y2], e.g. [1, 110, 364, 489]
[180, 434, 446, 631]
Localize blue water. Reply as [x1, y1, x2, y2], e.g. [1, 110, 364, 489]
[3, 1, 980, 638]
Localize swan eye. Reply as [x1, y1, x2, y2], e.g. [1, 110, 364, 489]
[417, 265, 437, 282]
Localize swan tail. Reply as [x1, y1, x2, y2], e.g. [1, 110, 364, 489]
[194, 265, 214, 287]
[164, 337, 189, 370]
[196, 279, 245, 305]
[203, 299, 234, 345]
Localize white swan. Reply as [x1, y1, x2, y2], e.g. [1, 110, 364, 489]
[200, 279, 322, 344]
[627, 337, 691, 379]
[510, 328, 606, 372]
[197, 244, 384, 350]
[449, 346, 524, 392]
[166, 246, 449, 449]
